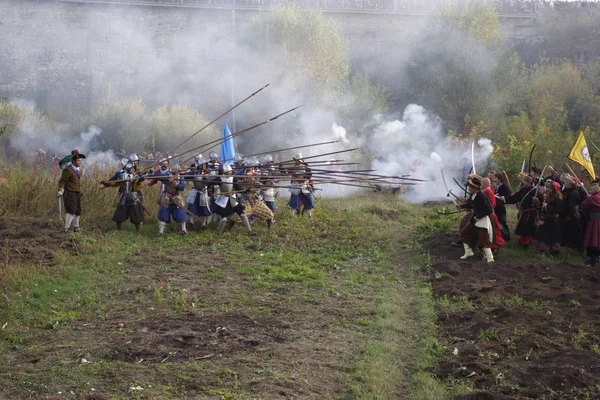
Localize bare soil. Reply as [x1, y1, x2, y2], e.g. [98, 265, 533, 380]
[0, 220, 379, 399]
[0, 217, 77, 267]
[424, 232, 600, 399]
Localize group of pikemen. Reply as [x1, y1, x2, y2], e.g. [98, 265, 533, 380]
[454, 167, 600, 266]
[57, 150, 316, 237]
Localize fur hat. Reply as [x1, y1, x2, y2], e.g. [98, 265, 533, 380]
[467, 177, 482, 189]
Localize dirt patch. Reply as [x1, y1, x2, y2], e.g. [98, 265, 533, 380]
[0, 217, 77, 267]
[424, 233, 600, 399]
[99, 314, 288, 363]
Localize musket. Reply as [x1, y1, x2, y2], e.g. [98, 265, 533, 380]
[178, 105, 302, 166]
[441, 169, 459, 206]
[453, 177, 468, 198]
[147, 83, 270, 171]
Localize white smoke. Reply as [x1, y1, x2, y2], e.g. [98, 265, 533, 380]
[6, 100, 119, 169]
[368, 104, 494, 203]
[331, 123, 349, 145]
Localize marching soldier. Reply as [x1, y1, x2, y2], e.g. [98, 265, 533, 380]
[102, 161, 145, 234]
[58, 150, 86, 232]
[214, 163, 255, 236]
[261, 154, 279, 215]
[289, 153, 315, 217]
[186, 156, 212, 230]
[149, 163, 189, 236]
[232, 159, 274, 230]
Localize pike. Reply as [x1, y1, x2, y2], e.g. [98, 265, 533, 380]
[520, 159, 526, 173]
[278, 148, 359, 164]
[178, 105, 302, 166]
[220, 140, 339, 163]
[147, 83, 270, 171]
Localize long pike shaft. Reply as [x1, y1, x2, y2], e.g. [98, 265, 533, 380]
[148, 84, 270, 171]
[178, 105, 302, 165]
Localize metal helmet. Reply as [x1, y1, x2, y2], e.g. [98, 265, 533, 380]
[129, 153, 139, 162]
[209, 151, 219, 161]
[124, 161, 134, 171]
[264, 154, 273, 163]
[194, 153, 203, 162]
[170, 163, 181, 173]
[234, 154, 243, 164]
[222, 163, 232, 173]
[293, 152, 303, 161]
[196, 156, 207, 165]
[121, 158, 129, 167]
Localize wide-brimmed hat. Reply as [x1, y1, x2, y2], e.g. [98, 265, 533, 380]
[71, 149, 86, 160]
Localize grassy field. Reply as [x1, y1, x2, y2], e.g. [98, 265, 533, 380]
[0, 187, 455, 399]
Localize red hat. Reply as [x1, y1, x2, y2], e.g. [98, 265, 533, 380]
[552, 182, 560, 193]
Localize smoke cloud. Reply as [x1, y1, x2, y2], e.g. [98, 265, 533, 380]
[367, 104, 494, 203]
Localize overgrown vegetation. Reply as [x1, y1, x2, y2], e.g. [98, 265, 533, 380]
[404, 2, 600, 179]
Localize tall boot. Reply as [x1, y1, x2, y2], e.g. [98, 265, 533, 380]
[135, 223, 141, 236]
[200, 216, 207, 230]
[267, 219, 272, 230]
[217, 218, 228, 234]
[460, 243, 474, 259]
[240, 214, 256, 236]
[483, 247, 495, 263]
[116, 222, 122, 231]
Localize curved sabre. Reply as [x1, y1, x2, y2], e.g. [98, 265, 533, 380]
[441, 169, 459, 206]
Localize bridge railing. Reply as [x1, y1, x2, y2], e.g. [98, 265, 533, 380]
[59, 0, 543, 14]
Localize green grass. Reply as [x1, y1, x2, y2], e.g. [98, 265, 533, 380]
[1, 193, 446, 399]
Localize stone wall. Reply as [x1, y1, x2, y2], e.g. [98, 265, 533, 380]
[0, 0, 539, 115]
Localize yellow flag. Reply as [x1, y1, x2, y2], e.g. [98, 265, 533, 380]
[568, 132, 596, 182]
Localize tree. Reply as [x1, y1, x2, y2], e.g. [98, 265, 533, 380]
[250, 5, 350, 105]
[404, 1, 504, 131]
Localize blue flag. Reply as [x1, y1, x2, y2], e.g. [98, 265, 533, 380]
[220, 123, 236, 165]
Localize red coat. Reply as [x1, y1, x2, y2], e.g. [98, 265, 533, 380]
[580, 192, 600, 249]
[483, 187, 505, 250]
